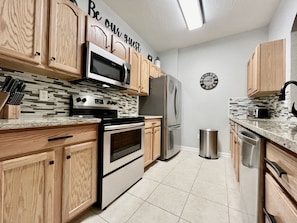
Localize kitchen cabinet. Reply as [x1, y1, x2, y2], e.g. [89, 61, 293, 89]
[0, 152, 55, 223]
[229, 121, 240, 182]
[123, 50, 150, 96]
[264, 141, 297, 223]
[86, 16, 112, 52]
[86, 16, 130, 63]
[265, 174, 297, 223]
[247, 39, 285, 97]
[0, 0, 85, 81]
[0, 0, 43, 64]
[111, 35, 130, 62]
[140, 55, 150, 95]
[144, 118, 161, 167]
[150, 63, 160, 78]
[0, 124, 98, 223]
[48, 0, 85, 76]
[62, 141, 97, 222]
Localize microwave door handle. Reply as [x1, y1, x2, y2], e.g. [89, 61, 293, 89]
[123, 64, 128, 84]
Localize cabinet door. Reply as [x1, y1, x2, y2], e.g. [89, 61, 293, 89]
[140, 56, 150, 95]
[150, 63, 159, 78]
[144, 128, 153, 167]
[152, 126, 161, 160]
[111, 35, 130, 62]
[0, 0, 42, 64]
[48, 0, 84, 76]
[265, 174, 297, 223]
[62, 141, 97, 222]
[0, 152, 55, 223]
[86, 16, 111, 52]
[129, 48, 141, 92]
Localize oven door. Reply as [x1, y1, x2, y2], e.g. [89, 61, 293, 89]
[103, 122, 144, 175]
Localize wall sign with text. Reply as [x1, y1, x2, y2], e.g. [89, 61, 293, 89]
[88, 0, 142, 53]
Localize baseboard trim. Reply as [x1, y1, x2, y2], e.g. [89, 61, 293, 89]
[180, 146, 231, 158]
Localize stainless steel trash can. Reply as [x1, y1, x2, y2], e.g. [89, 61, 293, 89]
[199, 129, 218, 159]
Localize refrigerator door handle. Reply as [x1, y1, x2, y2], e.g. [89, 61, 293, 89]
[174, 87, 177, 118]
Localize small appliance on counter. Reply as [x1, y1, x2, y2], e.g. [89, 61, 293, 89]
[248, 107, 270, 119]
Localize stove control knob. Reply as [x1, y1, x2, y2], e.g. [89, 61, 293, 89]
[76, 97, 81, 102]
[113, 102, 117, 105]
[107, 101, 111, 104]
[82, 98, 87, 103]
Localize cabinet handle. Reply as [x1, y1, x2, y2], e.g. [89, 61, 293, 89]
[264, 158, 287, 177]
[263, 208, 277, 223]
[50, 57, 56, 61]
[66, 155, 71, 160]
[49, 160, 55, 165]
[48, 135, 73, 142]
[35, 51, 41, 56]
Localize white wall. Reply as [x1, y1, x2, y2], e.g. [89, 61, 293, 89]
[162, 28, 268, 154]
[268, 0, 297, 81]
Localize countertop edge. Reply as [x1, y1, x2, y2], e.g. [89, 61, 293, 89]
[230, 117, 297, 154]
[0, 117, 101, 131]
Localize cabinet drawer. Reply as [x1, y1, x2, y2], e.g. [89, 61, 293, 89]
[265, 174, 297, 223]
[145, 119, 161, 128]
[266, 142, 297, 202]
[0, 124, 98, 160]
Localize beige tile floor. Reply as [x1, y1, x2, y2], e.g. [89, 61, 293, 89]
[73, 150, 248, 223]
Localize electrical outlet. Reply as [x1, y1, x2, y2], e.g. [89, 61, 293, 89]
[39, 90, 48, 101]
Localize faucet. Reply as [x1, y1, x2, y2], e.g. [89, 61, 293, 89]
[279, 80, 297, 117]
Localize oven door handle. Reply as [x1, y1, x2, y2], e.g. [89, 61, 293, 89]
[104, 122, 144, 131]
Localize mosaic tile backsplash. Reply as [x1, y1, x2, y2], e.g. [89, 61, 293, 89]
[229, 94, 297, 120]
[0, 69, 138, 118]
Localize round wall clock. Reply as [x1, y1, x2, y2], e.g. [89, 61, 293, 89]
[200, 72, 219, 90]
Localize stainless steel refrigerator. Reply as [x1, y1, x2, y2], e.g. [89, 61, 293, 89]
[139, 74, 181, 160]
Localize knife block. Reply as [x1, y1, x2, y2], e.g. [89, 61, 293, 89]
[0, 91, 9, 111]
[0, 104, 20, 119]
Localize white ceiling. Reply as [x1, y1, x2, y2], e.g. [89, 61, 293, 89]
[102, 0, 281, 53]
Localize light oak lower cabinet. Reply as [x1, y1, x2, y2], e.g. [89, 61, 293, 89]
[264, 142, 297, 223]
[229, 121, 240, 182]
[0, 124, 98, 223]
[0, 152, 55, 223]
[144, 119, 161, 167]
[62, 141, 97, 222]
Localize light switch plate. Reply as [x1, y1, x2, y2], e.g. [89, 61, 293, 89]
[39, 90, 48, 101]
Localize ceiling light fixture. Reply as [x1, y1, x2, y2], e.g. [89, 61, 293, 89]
[178, 0, 204, 30]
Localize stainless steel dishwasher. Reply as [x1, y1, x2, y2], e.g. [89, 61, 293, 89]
[238, 129, 264, 223]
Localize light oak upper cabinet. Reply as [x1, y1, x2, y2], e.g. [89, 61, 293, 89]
[247, 39, 285, 97]
[129, 48, 141, 92]
[111, 35, 130, 62]
[0, 152, 55, 223]
[86, 16, 111, 52]
[0, 0, 43, 64]
[150, 63, 160, 78]
[49, 0, 85, 76]
[62, 141, 97, 222]
[140, 55, 150, 95]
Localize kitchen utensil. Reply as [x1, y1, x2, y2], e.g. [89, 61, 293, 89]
[1, 76, 12, 91]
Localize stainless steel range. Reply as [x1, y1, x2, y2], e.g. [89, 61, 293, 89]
[70, 94, 144, 209]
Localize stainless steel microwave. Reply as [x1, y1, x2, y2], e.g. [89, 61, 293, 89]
[85, 41, 131, 89]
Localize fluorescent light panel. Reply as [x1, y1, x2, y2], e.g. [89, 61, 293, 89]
[178, 0, 203, 30]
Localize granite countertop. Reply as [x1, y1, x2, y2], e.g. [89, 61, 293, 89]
[230, 117, 297, 154]
[0, 117, 101, 131]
